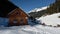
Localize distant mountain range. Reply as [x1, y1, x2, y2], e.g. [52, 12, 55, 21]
[29, 6, 49, 13]
[28, 6, 49, 18]
[28, 0, 60, 18]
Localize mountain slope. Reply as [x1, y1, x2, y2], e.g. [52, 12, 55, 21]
[37, 13, 60, 26]
[29, 6, 49, 13]
[28, 6, 49, 18]
[46, 0, 60, 14]
[29, 0, 60, 18]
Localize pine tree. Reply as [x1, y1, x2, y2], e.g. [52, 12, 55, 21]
[46, 0, 60, 14]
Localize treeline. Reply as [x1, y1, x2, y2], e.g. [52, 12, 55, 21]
[29, 0, 60, 18]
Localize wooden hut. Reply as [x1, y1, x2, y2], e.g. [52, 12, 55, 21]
[0, 0, 28, 26]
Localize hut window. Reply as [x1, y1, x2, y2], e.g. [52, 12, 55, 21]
[17, 12, 19, 14]
[16, 12, 19, 15]
[13, 19, 17, 23]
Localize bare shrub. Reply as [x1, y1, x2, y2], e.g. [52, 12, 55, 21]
[41, 23, 46, 26]
[58, 16, 60, 18]
[57, 24, 60, 27]
[53, 26, 57, 27]
[49, 25, 52, 27]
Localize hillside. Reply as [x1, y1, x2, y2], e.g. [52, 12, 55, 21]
[37, 13, 60, 26]
[46, 0, 60, 14]
[28, 6, 49, 18]
[28, 0, 60, 18]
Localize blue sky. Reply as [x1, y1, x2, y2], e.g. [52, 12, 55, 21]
[10, 0, 55, 12]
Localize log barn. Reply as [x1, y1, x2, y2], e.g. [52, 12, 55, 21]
[0, 0, 28, 26]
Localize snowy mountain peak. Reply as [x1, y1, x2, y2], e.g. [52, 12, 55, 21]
[29, 6, 49, 13]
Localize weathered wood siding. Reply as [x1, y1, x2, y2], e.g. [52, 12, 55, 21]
[8, 8, 28, 26]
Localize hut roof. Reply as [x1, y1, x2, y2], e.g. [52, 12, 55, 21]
[0, 0, 18, 17]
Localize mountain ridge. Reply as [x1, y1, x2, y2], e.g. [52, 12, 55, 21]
[28, 6, 49, 18]
[28, 6, 49, 13]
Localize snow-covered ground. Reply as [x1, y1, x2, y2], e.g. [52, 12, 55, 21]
[37, 13, 60, 26]
[0, 13, 60, 34]
[0, 25, 60, 34]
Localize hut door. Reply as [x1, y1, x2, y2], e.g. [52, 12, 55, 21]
[13, 19, 18, 25]
[20, 19, 24, 24]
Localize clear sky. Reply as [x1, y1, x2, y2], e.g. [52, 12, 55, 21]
[10, 0, 55, 12]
